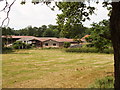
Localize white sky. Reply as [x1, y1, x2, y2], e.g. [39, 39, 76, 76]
[0, 0, 109, 30]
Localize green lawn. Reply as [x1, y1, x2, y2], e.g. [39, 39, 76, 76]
[2, 49, 114, 88]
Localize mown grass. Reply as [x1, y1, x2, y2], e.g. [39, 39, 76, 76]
[2, 49, 114, 88]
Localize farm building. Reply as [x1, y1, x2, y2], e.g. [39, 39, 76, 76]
[41, 38, 77, 48]
[2, 35, 90, 48]
[17, 37, 77, 48]
[2, 36, 35, 47]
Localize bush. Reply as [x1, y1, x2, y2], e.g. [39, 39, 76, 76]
[65, 47, 98, 53]
[13, 41, 32, 49]
[86, 43, 94, 47]
[103, 48, 114, 54]
[63, 42, 71, 48]
[65, 47, 114, 54]
[89, 76, 114, 88]
[2, 47, 13, 54]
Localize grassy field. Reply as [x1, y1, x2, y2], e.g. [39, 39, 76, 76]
[2, 49, 114, 88]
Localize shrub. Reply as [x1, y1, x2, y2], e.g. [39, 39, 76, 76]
[86, 43, 94, 47]
[2, 47, 13, 54]
[63, 42, 71, 48]
[65, 47, 114, 54]
[26, 44, 31, 49]
[103, 48, 114, 54]
[65, 47, 98, 53]
[89, 76, 114, 88]
[13, 41, 31, 49]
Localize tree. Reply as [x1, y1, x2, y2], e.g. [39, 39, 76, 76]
[110, 2, 120, 89]
[56, 2, 95, 38]
[47, 24, 60, 37]
[59, 23, 87, 38]
[43, 29, 55, 37]
[63, 42, 71, 48]
[2, 27, 15, 35]
[86, 20, 112, 52]
[13, 41, 31, 49]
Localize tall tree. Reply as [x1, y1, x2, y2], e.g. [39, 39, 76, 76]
[56, 2, 95, 38]
[86, 19, 112, 52]
[110, 2, 120, 89]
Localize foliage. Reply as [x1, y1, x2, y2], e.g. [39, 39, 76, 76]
[65, 47, 113, 54]
[2, 47, 13, 54]
[86, 20, 112, 52]
[63, 42, 71, 48]
[42, 25, 60, 37]
[59, 24, 88, 38]
[89, 76, 114, 88]
[1, 24, 88, 39]
[56, 2, 95, 38]
[2, 27, 15, 35]
[1, 25, 60, 37]
[65, 47, 98, 53]
[13, 41, 31, 49]
[43, 29, 55, 37]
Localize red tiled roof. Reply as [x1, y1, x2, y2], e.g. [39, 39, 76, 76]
[83, 35, 91, 38]
[81, 35, 91, 41]
[38, 38, 75, 42]
[54, 38, 74, 42]
[2, 36, 35, 38]
[2, 36, 75, 42]
[37, 37, 57, 42]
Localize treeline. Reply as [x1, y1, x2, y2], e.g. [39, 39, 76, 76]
[66, 19, 113, 53]
[1, 24, 89, 38]
[2, 19, 113, 54]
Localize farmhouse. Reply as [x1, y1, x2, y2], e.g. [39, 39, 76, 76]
[41, 38, 77, 48]
[2, 35, 90, 48]
[17, 37, 42, 47]
[2, 36, 36, 47]
[15, 37, 78, 48]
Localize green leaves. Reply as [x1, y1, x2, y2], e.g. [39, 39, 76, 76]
[87, 19, 112, 52]
[56, 2, 96, 38]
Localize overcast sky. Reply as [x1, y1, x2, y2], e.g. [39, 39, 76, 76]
[0, 0, 109, 30]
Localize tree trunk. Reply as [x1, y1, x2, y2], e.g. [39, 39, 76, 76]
[110, 2, 120, 89]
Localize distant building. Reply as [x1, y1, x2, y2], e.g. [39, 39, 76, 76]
[2, 35, 90, 48]
[41, 38, 77, 48]
[2, 36, 77, 48]
[17, 37, 42, 47]
[2, 36, 35, 47]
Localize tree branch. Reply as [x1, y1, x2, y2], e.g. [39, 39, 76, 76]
[0, 0, 8, 12]
[0, 0, 16, 27]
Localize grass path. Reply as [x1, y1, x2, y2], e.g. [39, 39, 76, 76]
[2, 49, 114, 88]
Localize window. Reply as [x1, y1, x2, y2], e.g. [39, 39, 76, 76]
[45, 43, 48, 46]
[53, 43, 56, 46]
